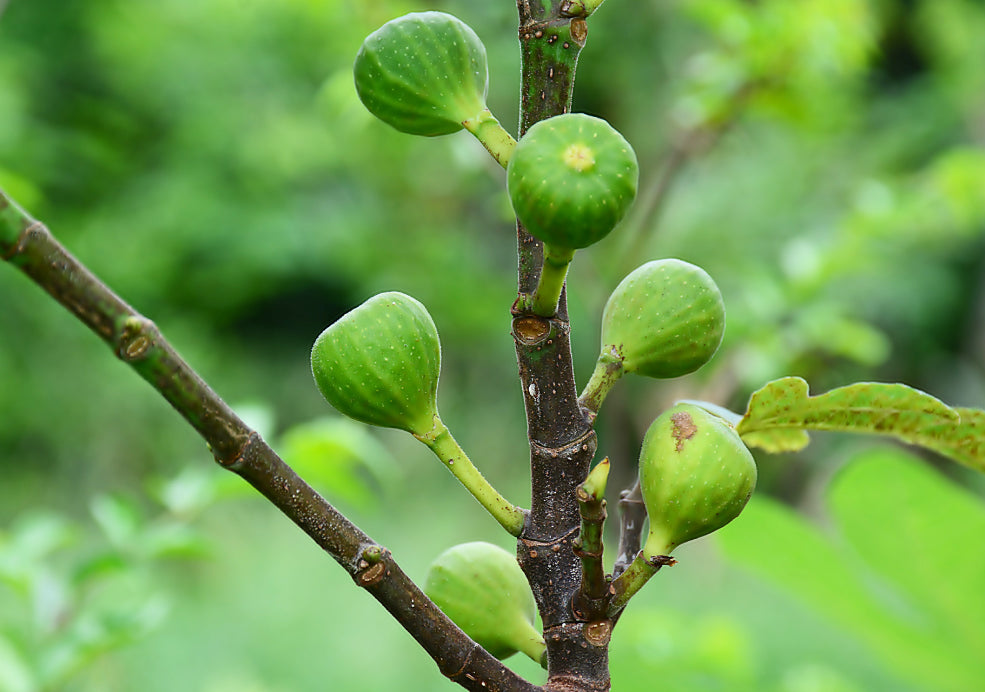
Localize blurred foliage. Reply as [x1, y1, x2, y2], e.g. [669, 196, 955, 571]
[0, 475, 211, 691]
[1, 0, 984, 689]
[718, 448, 985, 692]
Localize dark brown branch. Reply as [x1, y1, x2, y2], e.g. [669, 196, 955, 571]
[0, 194, 537, 692]
[513, 4, 610, 690]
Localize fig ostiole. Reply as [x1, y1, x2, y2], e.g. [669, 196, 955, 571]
[640, 403, 757, 558]
[311, 292, 524, 536]
[579, 259, 726, 414]
[425, 542, 546, 666]
[354, 12, 489, 137]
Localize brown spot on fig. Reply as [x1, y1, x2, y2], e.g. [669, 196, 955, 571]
[670, 411, 697, 451]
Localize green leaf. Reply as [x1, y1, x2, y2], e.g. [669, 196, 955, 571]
[828, 449, 985, 662]
[148, 466, 223, 516]
[141, 523, 212, 561]
[89, 494, 144, 549]
[278, 417, 398, 510]
[717, 449, 985, 692]
[737, 377, 985, 471]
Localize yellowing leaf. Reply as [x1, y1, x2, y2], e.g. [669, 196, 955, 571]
[737, 377, 985, 472]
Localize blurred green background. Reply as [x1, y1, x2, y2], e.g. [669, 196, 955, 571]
[1, 0, 984, 689]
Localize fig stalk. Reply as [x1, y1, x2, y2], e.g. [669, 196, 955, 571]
[607, 553, 676, 615]
[578, 351, 622, 418]
[524, 243, 575, 316]
[416, 418, 526, 536]
[462, 108, 518, 169]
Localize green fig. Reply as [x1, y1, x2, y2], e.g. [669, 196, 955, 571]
[580, 260, 725, 414]
[425, 542, 545, 664]
[506, 113, 638, 252]
[310, 291, 439, 436]
[604, 259, 725, 378]
[354, 12, 488, 136]
[639, 403, 757, 557]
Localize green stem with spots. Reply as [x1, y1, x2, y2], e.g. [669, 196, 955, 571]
[416, 417, 526, 536]
[463, 108, 517, 169]
[572, 458, 610, 619]
[578, 353, 624, 418]
[517, 624, 549, 668]
[607, 552, 675, 616]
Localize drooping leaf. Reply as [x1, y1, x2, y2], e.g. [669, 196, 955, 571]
[737, 377, 985, 472]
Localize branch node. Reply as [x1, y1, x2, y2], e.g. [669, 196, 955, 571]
[582, 620, 612, 648]
[117, 316, 156, 361]
[355, 558, 389, 588]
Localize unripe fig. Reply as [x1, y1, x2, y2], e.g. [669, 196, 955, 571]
[639, 403, 756, 557]
[507, 113, 638, 251]
[310, 292, 439, 436]
[354, 12, 488, 136]
[602, 259, 725, 379]
[425, 542, 545, 664]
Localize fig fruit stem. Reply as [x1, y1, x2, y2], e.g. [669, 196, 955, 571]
[462, 108, 518, 169]
[526, 242, 574, 316]
[416, 417, 526, 536]
[517, 624, 549, 668]
[607, 551, 675, 616]
[578, 353, 623, 417]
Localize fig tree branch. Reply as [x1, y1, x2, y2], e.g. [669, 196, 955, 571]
[513, 4, 610, 688]
[0, 191, 536, 692]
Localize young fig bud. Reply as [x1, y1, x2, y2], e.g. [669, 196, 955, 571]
[425, 542, 545, 664]
[354, 12, 488, 136]
[640, 403, 757, 558]
[603, 258, 725, 379]
[310, 292, 439, 437]
[507, 113, 638, 252]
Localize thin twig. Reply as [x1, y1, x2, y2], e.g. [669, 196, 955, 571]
[571, 458, 609, 621]
[0, 192, 537, 692]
